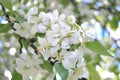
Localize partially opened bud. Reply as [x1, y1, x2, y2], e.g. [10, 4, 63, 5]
[67, 15, 76, 25]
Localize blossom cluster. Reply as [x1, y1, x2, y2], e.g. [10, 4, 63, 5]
[14, 7, 96, 80]
[15, 53, 43, 80]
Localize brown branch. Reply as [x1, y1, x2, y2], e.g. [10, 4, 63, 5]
[29, 42, 39, 55]
[19, 37, 39, 55]
[78, 77, 87, 80]
[19, 37, 23, 54]
[0, 3, 16, 30]
[91, 6, 116, 15]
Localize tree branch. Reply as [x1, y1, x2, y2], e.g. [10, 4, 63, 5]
[19, 37, 23, 54]
[19, 37, 39, 55]
[0, 3, 16, 30]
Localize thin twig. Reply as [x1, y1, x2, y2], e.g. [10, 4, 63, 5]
[29, 42, 39, 55]
[19, 37, 23, 54]
[20, 37, 39, 55]
[0, 3, 16, 30]
[78, 77, 87, 80]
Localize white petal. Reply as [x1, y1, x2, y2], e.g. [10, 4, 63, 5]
[14, 23, 20, 29]
[61, 38, 70, 49]
[62, 58, 73, 69]
[20, 53, 30, 61]
[38, 37, 47, 47]
[29, 6, 38, 15]
[16, 58, 25, 67]
[37, 23, 47, 33]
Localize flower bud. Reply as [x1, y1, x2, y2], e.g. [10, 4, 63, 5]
[67, 15, 76, 25]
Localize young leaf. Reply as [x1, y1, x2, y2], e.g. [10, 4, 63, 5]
[0, 0, 12, 11]
[12, 69, 22, 80]
[86, 64, 100, 80]
[84, 54, 92, 63]
[109, 16, 119, 30]
[59, 0, 69, 7]
[10, 11, 27, 23]
[85, 40, 112, 56]
[41, 61, 53, 72]
[54, 62, 68, 80]
[0, 24, 11, 33]
[21, 39, 29, 50]
[35, 32, 45, 38]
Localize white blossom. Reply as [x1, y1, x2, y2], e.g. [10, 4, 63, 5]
[69, 31, 82, 44]
[46, 30, 60, 46]
[38, 37, 60, 60]
[13, 22, 37, 39]
[62, 49, 89, 80]
[13, 9, 97, 80]
[28, 6, 38, 15]
[61, 38, 70, 49]
[81, 21, 96, 42]
[37, 23, 47, 33]
[15, 53, 43, 80]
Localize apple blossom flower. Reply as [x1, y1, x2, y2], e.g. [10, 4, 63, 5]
[37, 37, 60, 60]
[13, 9, 98, 80]
[15, 53, 43, 80]
[62, 49, 89, 80]
[13, 22, 37, 39]
[81, 21, 96, 42]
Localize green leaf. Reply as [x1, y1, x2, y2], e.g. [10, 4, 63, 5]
[0, 10, 4, 15]
[0, 24, 11, 33]
[84, 54, 92, 63]
[69, 43, 81, 51]
[1, 10, 26, 25]
[21, 39, 28, 50]
[12, 69, 22, 80]
[92, 55, 101, 66]
[96, 15, 104, 23]
[54, 62, 68, 80]
[108, 16, 119, 30]
[23, 0, 29, 4]
[86, 64, 100, 80]
[85, 40, 112, 56]
[12, 11, 27, 23]
[35, 32, 45, 38]
[59, 0, 69, 7]
[5, 11, 27, 23]
[41, 61, 53, 72]
[0, 0, 12, 11]
[109, 65, 118, 74]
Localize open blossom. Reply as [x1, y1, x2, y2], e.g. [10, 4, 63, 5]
[37, 10, 82, 60]
[38, 10, 58, 31]
[62, 49, 89, 80]
[15, 53, 43, 80]
[81, 21, 96, 42]
[14, 22, 37, 39]
[13, 7, 39, 39]
[37, 37, 60, 60]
